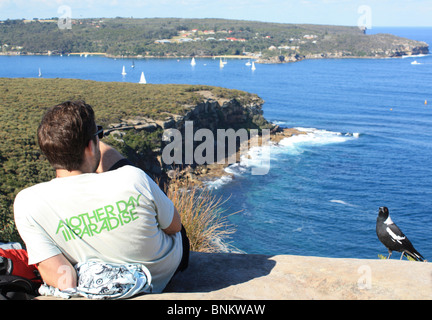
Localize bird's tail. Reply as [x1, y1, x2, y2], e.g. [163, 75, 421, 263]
[404, 249, 425, 262]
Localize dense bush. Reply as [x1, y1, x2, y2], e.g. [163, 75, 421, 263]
[1, 17, 404, 58]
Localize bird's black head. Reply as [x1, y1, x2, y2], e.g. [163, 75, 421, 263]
[378, 207, 389, 220]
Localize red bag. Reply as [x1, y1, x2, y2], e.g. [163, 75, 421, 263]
[0, 248, 40, 283]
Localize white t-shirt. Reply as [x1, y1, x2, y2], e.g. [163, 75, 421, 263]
[14, 165, 182, 293]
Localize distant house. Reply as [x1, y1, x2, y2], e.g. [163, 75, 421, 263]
[303, 35, 318, 39]
[226, 37, 246, 42]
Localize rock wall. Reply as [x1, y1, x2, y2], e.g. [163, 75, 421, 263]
[103, 91, 272, 180]
[36, 252, 432, 300]
[106, 91, 267, 133]
[152, 252, 432, 300]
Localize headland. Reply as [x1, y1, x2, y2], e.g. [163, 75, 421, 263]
[1, 18, 429, 63]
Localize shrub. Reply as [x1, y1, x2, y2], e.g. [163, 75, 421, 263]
[166, 178, 238, 253]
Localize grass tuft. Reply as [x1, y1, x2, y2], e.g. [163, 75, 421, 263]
[166, 177, 239, 253]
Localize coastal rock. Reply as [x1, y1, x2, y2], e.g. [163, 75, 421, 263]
[103, 90, 271, 180]
[36, 252, 432, 300]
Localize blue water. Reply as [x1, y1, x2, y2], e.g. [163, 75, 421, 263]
[1, 27, 431, 259]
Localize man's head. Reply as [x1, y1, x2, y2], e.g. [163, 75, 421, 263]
[37, 100, 101, 172]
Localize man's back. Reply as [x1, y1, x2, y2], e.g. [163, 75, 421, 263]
[14, 165, 182, 293]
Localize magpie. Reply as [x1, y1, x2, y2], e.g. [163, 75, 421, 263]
[376, 207, 425, 261]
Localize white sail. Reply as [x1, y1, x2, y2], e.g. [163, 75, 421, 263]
[191, 57, 196, 66]
[251, 62, 256, 71]
[139, 71, 147, 84]
[38, 68, 42, 77]
[121, 65, 127, 75]
[219, 58, 224, 68]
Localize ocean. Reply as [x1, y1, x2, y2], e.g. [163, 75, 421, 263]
[1, 27, 431, 260]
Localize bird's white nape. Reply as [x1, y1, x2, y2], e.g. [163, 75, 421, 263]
[384, 216, 394, 225]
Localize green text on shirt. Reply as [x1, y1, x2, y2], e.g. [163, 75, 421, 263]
[55, 194, 142, 241]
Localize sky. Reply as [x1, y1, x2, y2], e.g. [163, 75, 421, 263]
[0, 0, 431, 27]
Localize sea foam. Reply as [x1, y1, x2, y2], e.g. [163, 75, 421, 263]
[206, 127, 360, 189]
[279, 127, 359, 151]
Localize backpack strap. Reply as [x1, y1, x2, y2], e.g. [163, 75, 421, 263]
[0, 275, 39, 300]
[0, 256, 13, 275]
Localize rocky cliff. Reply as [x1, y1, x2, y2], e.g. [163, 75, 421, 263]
[106, 90, 268, 133]
[103, 90, 274, 183]
[36, 252, 432, 300]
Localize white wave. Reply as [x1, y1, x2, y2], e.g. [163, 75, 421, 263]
[330, 199, 358, 207]
[402, 53, 430, 59]
[206, 144, 273, 189]
[271, 120, 290, 126]
[345, 132, 360, 138]
[210, 236, 245, 254]
[207, 127, 360, 189]
[205, 175, 233, 190]
[224, 163, 248, 176]
[279, 127, 359, 153]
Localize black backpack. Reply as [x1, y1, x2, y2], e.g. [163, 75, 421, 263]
[0, 254, 40, 300]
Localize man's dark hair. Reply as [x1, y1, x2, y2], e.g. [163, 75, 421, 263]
[37, 100, 97, 171]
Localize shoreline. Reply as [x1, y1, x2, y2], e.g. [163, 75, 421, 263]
[170, 127, 306, 189]
[1, 51, 428, 63]
[0, 51, 257, 60]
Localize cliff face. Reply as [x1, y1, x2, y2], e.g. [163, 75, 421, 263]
[104, 90, 271, 180]
[107, 90, 266, 132]
[177, 91, 267, 131]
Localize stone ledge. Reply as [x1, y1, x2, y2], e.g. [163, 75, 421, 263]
[36, 252, 432, 300]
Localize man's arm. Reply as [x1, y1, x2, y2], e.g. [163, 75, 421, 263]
[162, 207, 182, 235]
[37, 254, 77, 290]
[96, 141, 125, 173]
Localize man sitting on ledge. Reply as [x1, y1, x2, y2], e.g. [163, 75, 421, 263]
[14, 100, 189, 294]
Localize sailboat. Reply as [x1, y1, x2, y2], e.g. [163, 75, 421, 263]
[219, 58, 224, 68]
[191, 57, 196, 66]
[131, 61, 135, 68]
[245, 60, 251, 66]
[139, 71, 146, 84]
[38, 68, 42, 77]
[121, 66, 127, 75]
[251, 61, 256, 71]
